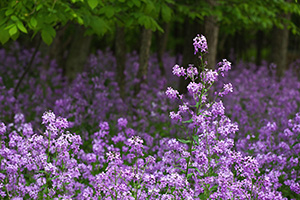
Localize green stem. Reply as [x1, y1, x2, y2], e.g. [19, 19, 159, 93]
[134, 151, 138, 199]
[137, 158, 152, 200]
[185, 129, 195, 179]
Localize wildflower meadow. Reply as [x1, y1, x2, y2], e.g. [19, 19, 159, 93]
[0, 34, 299, 200]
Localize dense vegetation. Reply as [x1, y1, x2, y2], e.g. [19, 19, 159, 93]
[1, 0, 300, 199]
[0, 35, 299, 199]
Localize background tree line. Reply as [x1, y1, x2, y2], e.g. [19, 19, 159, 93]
[1, 0, 300, 98]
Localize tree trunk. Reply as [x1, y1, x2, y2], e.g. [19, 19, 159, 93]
[270, 14, 290, 78]
[65, 25, 92, 81]
[134, 28, 152, 95]
[115, 26, 126, 100]
[255, 30, 264, 69]
[204, 0, 219, 69]
[39, 24, 72, 69]
[156, 23, 170, 76]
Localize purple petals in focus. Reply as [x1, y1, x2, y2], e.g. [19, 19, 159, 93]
[193, 34, 208, 54]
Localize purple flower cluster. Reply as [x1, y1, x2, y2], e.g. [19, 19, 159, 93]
[0, 35, 299, 199]
[172, 64, 186, 77]
[193, 34, 208, 54]
[217, 61, 300, 198]
[0, 111, 82, 199]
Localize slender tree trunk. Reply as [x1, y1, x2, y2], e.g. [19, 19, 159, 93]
[65, 25, 92, 81]
[256, 30, 264, 69]
[156, 23, 170, 76]
[134, 27, 152, 95]
[204, 0, 219, 69]
[270, 14, 291, 78]
[115, 26, 126, 100]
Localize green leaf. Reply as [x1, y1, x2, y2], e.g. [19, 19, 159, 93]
[43, 25, 56, 37]
[36, 4, 43, 11]
[177, 138, 191, 144]
[88, 0, 98, 9]
[41, 29, 53, 45]
[77, 16, 84, 25]
[132, 0, 141, 7]
[89, 16, 109, 36]
[30, 17, 37, 27]
[11, 30, 19, 40]
[187, 173, 193, 179]
[175, 157, 184, 162]
[161, 4, 172, 22]
[49, 175, 60, 180]
[10, 15, 18, 22]
[188, 166, 202, 174]
[192, 135, 199, 145]
[16, 21, 27, 33]
[4, 24, 15, 30]
[182, 118, 193, 124]
[144, 0, 155, 14]
[8, 24, 17, 36]
[174, 167, 185, 173]
[0, 25, 10, 44]
[99, 6, 115, 18]
[5, 9, 14, 16]
[0, 17, 6, 26]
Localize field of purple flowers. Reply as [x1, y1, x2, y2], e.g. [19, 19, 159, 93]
[0, 35, 299, 199]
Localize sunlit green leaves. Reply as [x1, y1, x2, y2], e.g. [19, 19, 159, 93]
[0, 25, 10, 44]
[88, 16, 110, 36]
[177, 138, 191, 144]
[16, 21, 27, 33]
[5, 9, 14, 16]
[0, 0, 175, 45]
[99, 6, 115, 18]
[8, 24, 17, 36]
[132, 0, 141, 7]
[88, 0, 98, 10]
[161, 3, 172, 22]
[30, 17, 37, 28]
[137, 14, 163, 32]
[41, 25, 56, 45]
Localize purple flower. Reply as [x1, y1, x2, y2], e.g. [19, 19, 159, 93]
[169, 111, 182, 122]
[187, 82, 202, 95]
[218, 59, 231, 76]
[193, 34, 208, 54]
[179, 104, 189, 113]
[128, 136, 144, 155]
[165, 87, 179, 99]
[211, 101, 225, 117]
[117, 118, 128, 130]
[0, 122, 6, 135]
[14, 113, 25, 124]
[42, 111, 56, 125]
[106, 151, 121, 162]
[55, 116, 69, 129]
[219, 83, 233, 97]
[187, 65, 198, 78]
[284, 180, 300, 194]
[172, 64, 186, 77]
[99, 121, 109, 130]
[201, 69, 218, 84]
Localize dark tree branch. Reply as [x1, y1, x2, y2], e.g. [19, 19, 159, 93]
[14, 36, 42, 97]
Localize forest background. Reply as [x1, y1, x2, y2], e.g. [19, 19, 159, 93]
[1, 0, 300, 97]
